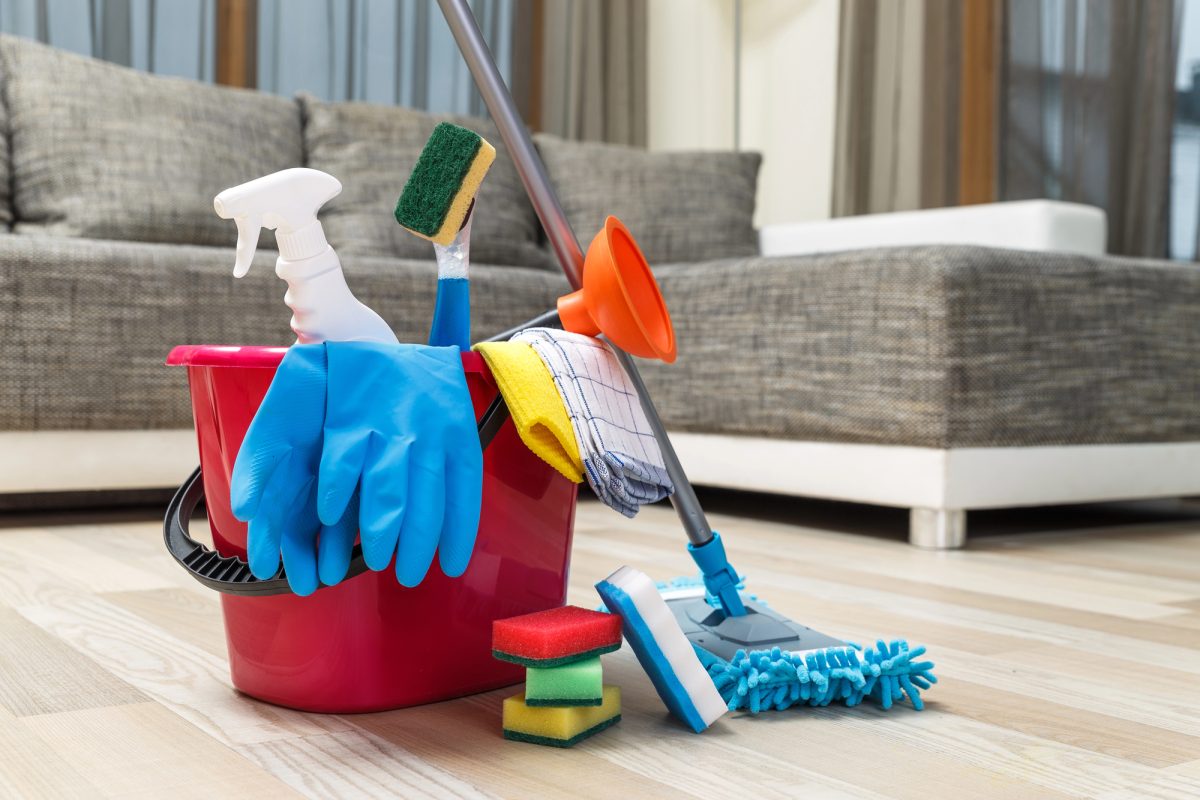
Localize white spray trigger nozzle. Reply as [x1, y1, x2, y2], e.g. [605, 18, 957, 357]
[213, 168, 342, 278]
[229, 214, 261, 278]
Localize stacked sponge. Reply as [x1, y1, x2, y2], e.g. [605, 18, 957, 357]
[493, 606, 623, 747]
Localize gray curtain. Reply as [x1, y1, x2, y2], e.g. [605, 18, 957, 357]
[1, 0, 646, 143]
[257, 0, 516, 117]
[0, 0, 215, 80]
[1, 0, 519, 119]
[1000, 0, 1180, 258]
[539, 0, 646, 146]
[833, 0, 962, 216]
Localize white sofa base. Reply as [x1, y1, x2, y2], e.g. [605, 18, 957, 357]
[0, 430, 198, 496]
[5, 430, 1196, 549]
[669, 432, 1200, 548]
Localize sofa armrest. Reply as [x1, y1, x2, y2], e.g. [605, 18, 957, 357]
[759, 201, 1107, 257]
[643, 245, 1200, 449]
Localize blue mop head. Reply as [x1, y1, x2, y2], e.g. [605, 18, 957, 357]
[655, 568, 938, 714]
[694, 639, 937, 714]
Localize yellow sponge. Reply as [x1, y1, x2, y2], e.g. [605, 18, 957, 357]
[394, 122, 497, 246]
[502, 685, 620, 747]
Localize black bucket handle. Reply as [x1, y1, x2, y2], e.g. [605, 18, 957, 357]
[163, 393, 510, 597]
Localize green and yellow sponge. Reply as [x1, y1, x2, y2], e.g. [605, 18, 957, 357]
[502, 686, 621, 748]
[394, 122, 496, 245]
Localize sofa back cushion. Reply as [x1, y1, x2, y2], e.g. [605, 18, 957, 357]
[1, 35, 302, 247]
[0, 77, 10, 230]
[535, 134, 761, 265]
[302, 96, 552, 269]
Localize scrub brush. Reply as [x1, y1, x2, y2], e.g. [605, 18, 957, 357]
[394, 122, 497, 350]
[596, 566, 728, 733]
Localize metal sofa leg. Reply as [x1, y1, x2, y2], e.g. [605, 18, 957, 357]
[909, 508, 967, 549]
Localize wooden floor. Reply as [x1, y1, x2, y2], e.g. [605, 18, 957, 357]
[1, 491, 1199, 799]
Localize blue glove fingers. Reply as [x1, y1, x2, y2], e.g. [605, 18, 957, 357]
[245, 452, 304, 580]
[359, 440, 412, 571]
[232, 344, 327, 521]
[437, 444, 484, 578]
[231, 444, 287, 522]
[317, 433, 369, 527]
[396, 447, 446, 588]
[245, 516, 283, 580]
[317, 493, 360, 587]
[279, 480, 321, 596]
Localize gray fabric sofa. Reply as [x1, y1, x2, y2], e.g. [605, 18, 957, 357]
[3, 35, 1199, 546]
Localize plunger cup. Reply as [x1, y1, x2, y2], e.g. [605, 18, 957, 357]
[555, 216, 676, 363]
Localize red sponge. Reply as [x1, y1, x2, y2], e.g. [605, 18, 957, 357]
[493, 606, 622, 667]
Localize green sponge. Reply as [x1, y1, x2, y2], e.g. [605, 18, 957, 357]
[525, 656, 603, 707]
[394, 122, 496, 245]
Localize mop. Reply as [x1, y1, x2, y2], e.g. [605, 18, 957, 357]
[436, 0, 936, 718]
[656, 575, 936, 713]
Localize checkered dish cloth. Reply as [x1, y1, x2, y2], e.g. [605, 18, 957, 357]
[513, 328, 673, 517]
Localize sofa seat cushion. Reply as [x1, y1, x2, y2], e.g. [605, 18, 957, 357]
[0, 233, 566, 431]
[0, 35, 303, 248]
[302, 95, 553, 270]
[640, 246, 1200, 448]
[535, 134, 761, 265]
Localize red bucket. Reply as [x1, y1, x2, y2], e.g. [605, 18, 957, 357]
[166, 345, 577, 713]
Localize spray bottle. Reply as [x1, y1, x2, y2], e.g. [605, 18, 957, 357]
[214, 168, 397, 344]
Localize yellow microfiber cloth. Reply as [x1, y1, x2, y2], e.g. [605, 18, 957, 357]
[474, 341, 584, 483]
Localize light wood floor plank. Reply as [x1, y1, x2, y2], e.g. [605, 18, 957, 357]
[16, 596, 353, 747]
[0, 527, 175, 595]
[0, 705, 99, 798]
[570, 529, 1200, 669]
[353, 693, 702, 800]
[1167, 758, 1200, 778]
[591, 512, 1196, 619]
[927, 678, 1200, 768]
[51, 518, 217, 594]
[587, 653, 1078, 800]
[996, 644, 1200, 707]
[908, 647, 1199, 736]
[981, 535, 1200, 587]
[1096, 773, 1200, 800]
[21, 703, 304, 799]
[1, 495, 1197, 798]
[0, 607, 146, 716]
[0, 532, 98, 608]
[1168, 599, 1200, 612]
[731, 556, 1200, 665]
[103, 587, 228, 658]
[243, 728, 501, 800]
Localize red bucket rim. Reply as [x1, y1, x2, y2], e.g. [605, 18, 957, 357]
[167, 344, 488, 374]
[167, 345, 289, 368]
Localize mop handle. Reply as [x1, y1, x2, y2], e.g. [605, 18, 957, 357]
[437, 0, 714, 547]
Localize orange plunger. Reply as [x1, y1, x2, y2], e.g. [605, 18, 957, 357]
[555, 216, 677, 363]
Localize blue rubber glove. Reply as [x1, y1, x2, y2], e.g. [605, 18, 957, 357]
[317, 341, 484, 587]
[229, 344, 359, 595]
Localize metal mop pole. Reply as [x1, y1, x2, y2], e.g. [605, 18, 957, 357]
[436, 0, 717, 552]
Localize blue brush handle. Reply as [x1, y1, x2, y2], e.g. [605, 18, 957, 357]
[428, 277, 470, 350]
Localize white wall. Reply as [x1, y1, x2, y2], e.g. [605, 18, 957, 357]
[646, 0, 737, 151]
[646, 0, 840, 226]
